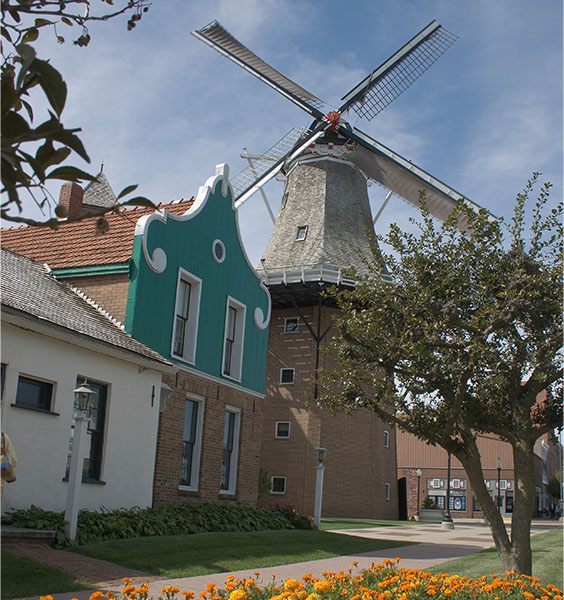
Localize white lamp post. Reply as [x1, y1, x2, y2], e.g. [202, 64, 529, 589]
[64, 381, 95, 541]
[313, 446, 327, 528]
[414, 469, 422, 520]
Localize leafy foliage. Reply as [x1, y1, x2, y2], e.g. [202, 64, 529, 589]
[271, 504, 315, 530]
[321, 175, 562, 574]
[1, 502, 303, 546]
[1, 0, 153, 226]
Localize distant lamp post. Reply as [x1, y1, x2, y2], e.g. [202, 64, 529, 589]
[313, 446, 327, 528]
[442, 452, 454, 529]
[497, 458, 503, 514]
[414, 469, 422, 520]
[64, 381, 95, 541]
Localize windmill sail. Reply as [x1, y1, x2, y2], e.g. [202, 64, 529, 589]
[339, 21, 458, 121]
[192, 21, 326, 118]
[343, 126, 486, 223]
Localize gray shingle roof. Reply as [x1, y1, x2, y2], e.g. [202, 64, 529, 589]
[83, 171, 116, 209]
[1, 248, 173, 369]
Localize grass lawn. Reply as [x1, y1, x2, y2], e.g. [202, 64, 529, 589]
[1, 550, 95, 599]
[73, 529, 412, 578]
[320, 517, 411, 530]
[429, 527, 563, 588]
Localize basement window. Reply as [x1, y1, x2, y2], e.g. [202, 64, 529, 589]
[295, 226, 308, 241]
[271, 476, 286, 494]
[275, 421, 291, 438]
[284, 317, 299, 333]
[280, 368, 295, 385]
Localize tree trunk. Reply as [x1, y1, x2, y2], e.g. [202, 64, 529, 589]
[509, 435, 535, 575]
[455, 439, 514, 571]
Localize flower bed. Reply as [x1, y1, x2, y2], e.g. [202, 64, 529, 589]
[39, 560, 563, 600]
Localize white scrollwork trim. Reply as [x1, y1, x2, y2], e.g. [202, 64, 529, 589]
[254, 281, 271, 330]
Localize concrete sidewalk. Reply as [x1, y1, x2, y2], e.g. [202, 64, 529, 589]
[6, 519, 562, 600]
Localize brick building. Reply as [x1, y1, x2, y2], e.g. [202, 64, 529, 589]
[255, 154, 398, 519]
[2, 166, 271, 508]
[397, 429, 562, 519]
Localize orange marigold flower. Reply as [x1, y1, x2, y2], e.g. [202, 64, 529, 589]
[285, 579, 300, 591]
[206, 584, 217, 594]
[122, 585, 135, 595]
[40, 597, 54, 600]
[89, 593, 104, 600]
[228, 590, 247, 600]
[352, 561, 359, 567]
[182, 593, 194, 600]
[313, 581, 331, 593]
[302, 574, 313, 581]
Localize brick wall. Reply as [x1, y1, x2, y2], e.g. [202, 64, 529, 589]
[66, 273, 130, 323]
[259, 302, 398, 519]
[153, 370, 263, 507]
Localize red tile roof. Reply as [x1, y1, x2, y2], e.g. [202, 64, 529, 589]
[1, 199, 194, 269]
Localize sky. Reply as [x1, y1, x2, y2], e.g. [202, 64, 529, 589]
[6, 0, 563, 266]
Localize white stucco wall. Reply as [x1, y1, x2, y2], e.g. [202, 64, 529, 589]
[1, 322, 164, 513]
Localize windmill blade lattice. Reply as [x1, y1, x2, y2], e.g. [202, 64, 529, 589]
[339, 21, 458, 121]
[230, 127, 309, 200]
[192, 21, 326, 118]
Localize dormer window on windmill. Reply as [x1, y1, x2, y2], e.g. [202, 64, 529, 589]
[296, 225, 308, 241]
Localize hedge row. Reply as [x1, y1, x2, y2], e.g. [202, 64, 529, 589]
[2, 502, 312, 546]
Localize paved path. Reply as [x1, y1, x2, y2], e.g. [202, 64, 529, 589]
[4, 519, 561, 600]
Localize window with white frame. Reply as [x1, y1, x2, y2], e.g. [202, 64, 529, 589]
[222, 297, 246, 381]
[179, 394, 205, 490]
[271, 476, 286, 494]
[220, 406, 241, 494]
[171, 269, 202, 364]
[284, 317, 299, 333]
[384, 430, 390, 448]
[280, 368, 295, 385]
[295, 225, 308, 241]
[275, 421, 291, 438]
[385, 482, 391, 501]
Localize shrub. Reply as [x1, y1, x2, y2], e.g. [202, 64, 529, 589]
[2, 502, 298, 546]
[271, 504, 315, 530]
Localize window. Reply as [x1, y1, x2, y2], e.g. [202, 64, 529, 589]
[179, 395, 205, 490]
[172, 269, 202, 364]
[67, 377, 107, 481]
[222, 298, 246, 381]
[271, 476, 286, 494]
[295, 226, 308, 241]
[15, 375, 53, 411]
[220, 406, 241, 494]
[449, 495, 466, 511]
[1, 363, 6, 401]
[384, 430, 390, 448]
[452, 479, 461, 489]
[212, 239, 225, 263]
[280, 368, 295, 385]
[385, 482, 391, 501]
[275, 421, 291, 438]
[284, 318, 299, 333]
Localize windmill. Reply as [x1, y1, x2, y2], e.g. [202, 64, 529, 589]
[192, 20, 483, 281]
[192, 20, 479, 518]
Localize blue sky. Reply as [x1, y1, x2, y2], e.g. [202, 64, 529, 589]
[11, 0, 564, 265]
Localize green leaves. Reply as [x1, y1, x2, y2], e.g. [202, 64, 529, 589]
[33, 58, 67, 116]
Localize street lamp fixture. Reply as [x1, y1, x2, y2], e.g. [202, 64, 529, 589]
[497, 458, 503, 514]
[316, 446, 327, 465]
[73, 380, 95, 419]
[65, 380, 95, 541]
[414, 468, 422, 519]
[313, 446, 327, 528]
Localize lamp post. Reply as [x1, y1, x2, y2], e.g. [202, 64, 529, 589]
[414, 469, 422, 520]
[313, 446, 327, 528]
[442, 452, 454, 529]
[64, 381, 95, 541]
[496, 458, 503, 515]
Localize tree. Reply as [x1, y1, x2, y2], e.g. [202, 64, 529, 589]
[321, 174, 563, 575]
[547, 474, 561, 502]
[1, 0, 153, 227]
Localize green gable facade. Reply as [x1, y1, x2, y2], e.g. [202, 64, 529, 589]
[125, 164, 271, 395]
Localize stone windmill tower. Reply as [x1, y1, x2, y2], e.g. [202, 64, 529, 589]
[193, 20, 483, 517]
